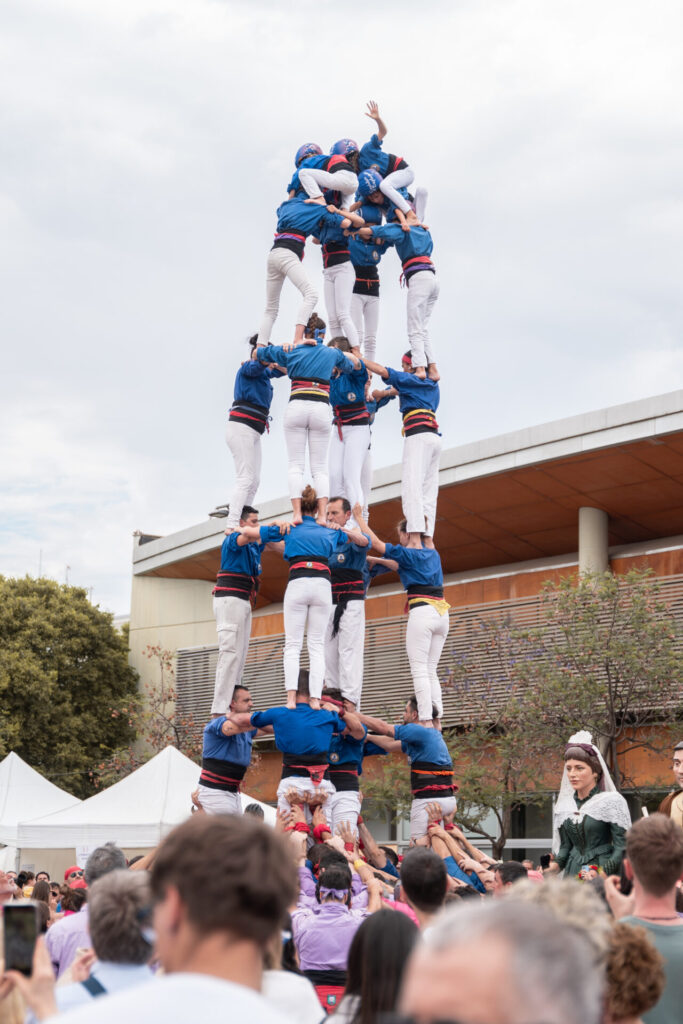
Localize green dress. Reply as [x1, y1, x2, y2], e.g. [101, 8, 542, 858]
[555, 785, 628, 877]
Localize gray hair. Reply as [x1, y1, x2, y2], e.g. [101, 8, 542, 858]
[84, 842, 127, 886]
[88, 869, 152, 964]
[424, 900, 603, 1024]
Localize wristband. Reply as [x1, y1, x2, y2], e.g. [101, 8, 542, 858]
[353, 859, 364, 872]
[293, 822, 311, 834]
[357, 814, 364, 825]
[344, 842, 355, 852]
[312, 823, 330, 844]
[444, 823, 454, 832]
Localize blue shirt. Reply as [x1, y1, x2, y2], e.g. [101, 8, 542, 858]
[366, 392, 396, 423]
[233, 361, 283, 410]
[383, 543, 444, 589]
[219, 532, 264, 576]
[260, 516, 338, 561]
[349, 233, 385, 269]
[359, 133, 404, 176]
[369, 222, 434, 265]
[330, 529, 369, 574]
[384, 368, 440, 414]
[330, 363, 368, 409]
[251, 704, 345, 757]
[275, 198, 347, 238]
[443, 855, 486, 894]
[393, 722, 452, 767]
[202, 717, 257, 767]
[329, 724, 368, 768]
[256, 342, 354, 383]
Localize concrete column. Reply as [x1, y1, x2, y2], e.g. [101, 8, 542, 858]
[578, 507, 609, 575]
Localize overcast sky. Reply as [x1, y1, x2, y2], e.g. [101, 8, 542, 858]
[2, 0, 682, 615]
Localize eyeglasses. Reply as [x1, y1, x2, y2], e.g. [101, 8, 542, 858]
[67, 870, 84, 879]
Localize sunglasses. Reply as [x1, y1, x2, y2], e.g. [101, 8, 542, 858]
[67, 870, 84, 879]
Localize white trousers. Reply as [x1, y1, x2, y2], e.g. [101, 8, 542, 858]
[360, 438, 372, 521]
[197, 785, 243, 817]
[405, 604, 449, 721]
[298, 168, 359, 209]
[284, 400, 332, 498]
[225, 421, 261, 529]
[283, 576, 332, 698]
[327, 790, 362, 836]
[329, 423, 370, 512]
[212, 596, 252, 714]
[259, 247, 317, 345]
[324, 599, 365, 708]
[402, 431, 442, 537]
[410, 795, 457, 840]
[406, 271, 440, 368]
[276, 776, 335, 817]
[324, 262, 359, 349]
[350, 292, 380, 363]
[380, 166, 415, 215]
[414, 186, 429, 222]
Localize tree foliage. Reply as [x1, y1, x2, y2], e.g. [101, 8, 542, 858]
[92, 644, 202, 788]
[0, 576, 138, 798]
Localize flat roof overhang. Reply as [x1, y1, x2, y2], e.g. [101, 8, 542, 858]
[133, 390, 683, 607]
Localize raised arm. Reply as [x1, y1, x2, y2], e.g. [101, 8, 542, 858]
[362, 358, 390, 380]
[341, 526, 369, 548]
[357, 713, 395, 738]
[365, 100, 388, 141]
[352, 505, 388, 555]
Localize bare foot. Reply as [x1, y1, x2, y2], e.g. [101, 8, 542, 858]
[405, 209, 420, 227]
[285, 698, 296, 710]
[316, 515, 326, 526]
[415, 366, 427, 379]
[309, 698, 321, 710]
[304, 196, 326, 205]
[224, 527, 235, 535]
[292, 513, 303, 525]
[428, 363, 440, 382]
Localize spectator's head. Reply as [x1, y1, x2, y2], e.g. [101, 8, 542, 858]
[379, 845, 399, 868]
[521, 859, 534, 871]
[230, 684, 253, 715]
[673, 739, 683, 789]
[243, 802, 265, 820]
[400, 901, 603, 1024]
[63, 865, 84, 886]
[35, 901, 50, 934]
[308, 843, 347, 877]
[88, 869, 153, 965]
[625, 813, 683, 897]
[604, 923, 665, 1024]
[31, 880, 51, 906]
[344, 908, 418, 1019]
[35, 871, 50, 883]
[492, 860, 528, 896]
[503, 877, 612, 961]
[316, 863, 352, 907]
[85, 842, 127, 887]
[400, 848, 448, 919]
[150, 813, 297, 974]
[61, 887, 88, 912]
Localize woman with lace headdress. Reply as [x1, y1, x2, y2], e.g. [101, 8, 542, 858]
[552, 730, 632, 878]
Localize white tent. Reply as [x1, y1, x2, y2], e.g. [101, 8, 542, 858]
[0, 751, 81, 847]
[0, 845, 18, 871]
[15, 746, 275, 849]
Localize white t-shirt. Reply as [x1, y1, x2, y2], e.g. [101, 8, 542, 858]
[54, 972, 292, 1024]
[262, 969, 324, 1024]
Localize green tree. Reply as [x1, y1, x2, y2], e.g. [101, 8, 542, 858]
[0, 576, 138, 797]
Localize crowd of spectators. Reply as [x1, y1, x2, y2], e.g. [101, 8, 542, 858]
[0, 806, 682, 1024]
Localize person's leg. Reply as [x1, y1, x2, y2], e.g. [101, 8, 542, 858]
[362, 294, 380, 363]
[211, 597, 251, 715]
[298, 168, 358, 202]
[427, 611, 450, 719]
[284, 251, 318, 336]
[435, 795, 458, 820]
[409, 798, 430, 840]
[328, 426, 344, 501]
[283, 578, 308, 707]
[341, 423, 371, 515]
[332, 262, 359, 349]
[401, 435, 428, 536]
[196, 786, 243, 816]
[350, 292, 364, 354]
[306, 579, 333, 702]
[324, 268, 342, 338]
[405, 271, 431, 369]
[257, 248, 286, 345]
[405, 605, 434, 722]
[284, 401, 307, 512]
[360, 440, 372, 521]
[224, 421, 260, 530]
[422, 275, 440, 367]
[422, 432, 442, 538]
[414, 186, 428, 223]
[328, 791, 362, 837]
[379, 167, 415, 214]
[337, 601, 365, 709]
[308, 401, 332, 502]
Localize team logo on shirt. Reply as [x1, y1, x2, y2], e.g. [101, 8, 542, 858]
[330, 751, 340, 763]
[256, 562, 262, 573]
[336, 553, 346, 564]
[347, 391, 356, 402]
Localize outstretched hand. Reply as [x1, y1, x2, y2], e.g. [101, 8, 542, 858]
[365, 100, 381, 122]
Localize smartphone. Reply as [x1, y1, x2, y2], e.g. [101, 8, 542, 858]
[3, 902, 39, 975]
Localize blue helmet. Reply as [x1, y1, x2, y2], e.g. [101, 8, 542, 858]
[295, 143, 322, 168]
[330, 138, 359, 157]
[357, 169, 383, 198]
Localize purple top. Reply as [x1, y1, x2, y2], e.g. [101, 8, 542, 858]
[292, 901, 366, 971]
[45, 905, 90, 978]
[297, 866, 369, 910]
